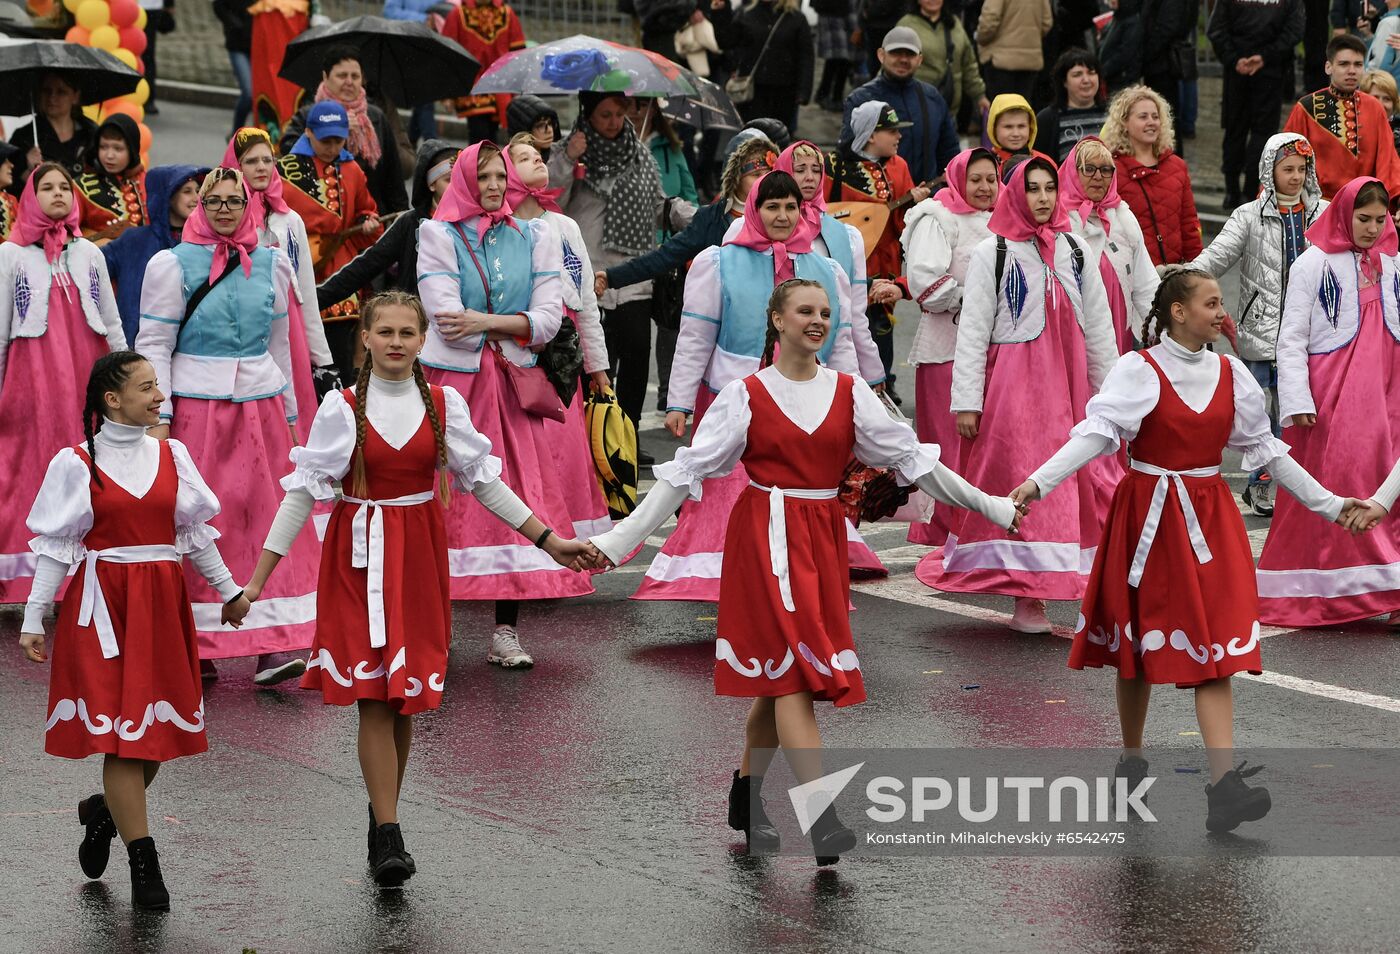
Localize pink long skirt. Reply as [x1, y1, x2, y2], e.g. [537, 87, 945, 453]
[908, 361, 959, 547]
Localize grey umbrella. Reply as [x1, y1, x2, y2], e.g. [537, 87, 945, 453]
[278, 15, 480, 105]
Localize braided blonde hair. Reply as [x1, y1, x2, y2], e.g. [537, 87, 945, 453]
[353, 291, 451, 506]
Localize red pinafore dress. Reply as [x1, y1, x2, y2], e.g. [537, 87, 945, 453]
[715, 374, 866, 707]
[45, 442, 207, 762]
[300, 386, 452, 715]
[1070, 354, 1263, 687]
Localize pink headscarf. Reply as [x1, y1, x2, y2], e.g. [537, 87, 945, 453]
[1305, 176, 1399, 279]
[774, 140, 827, 246]
[181, 170, 259, 283]
[988, 156, 1070, 265]
[221, 128, 289, 233]
[933, 147, 999, 216]
[7, 165, 81, 264]
[725, 171, 815, 284]
[433, 142, 520, 241]
[1057, 137, 1123, 235]
[504, 145, 563, 214]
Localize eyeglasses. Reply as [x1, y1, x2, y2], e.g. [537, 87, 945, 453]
[1080, 164, 1116, 179]
[201, 196, 247, 211]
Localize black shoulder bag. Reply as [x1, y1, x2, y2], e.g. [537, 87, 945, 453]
[651, 196, 685, 332]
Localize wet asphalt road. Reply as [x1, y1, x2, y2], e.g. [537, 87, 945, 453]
[0, 102, 1397, 953]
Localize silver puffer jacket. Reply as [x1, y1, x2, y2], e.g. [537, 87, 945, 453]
[1191, 132, 1327, 362]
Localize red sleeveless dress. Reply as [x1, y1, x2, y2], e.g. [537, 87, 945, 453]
[1070, 354, 1263, 687]
[301, 386, 453, 715]
[45, 442, 207, 762]
[715, 374, 865, 707]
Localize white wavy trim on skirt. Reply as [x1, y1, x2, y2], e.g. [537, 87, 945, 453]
[715, 637, 861, 678]
[46, 697, 205, 740]
[1075, 614, 1262, 665]
[306, 645, 445, 697]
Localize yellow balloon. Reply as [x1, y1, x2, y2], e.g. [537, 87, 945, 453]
[112, 48, 137, 70]
[134, 7, 146, 29]
[75, 0, 111, 31]
[90, 25, 120, 50]
[62, 0, 83, 12]
[130, 78, 149, 106]
[82, 103, 101, 120]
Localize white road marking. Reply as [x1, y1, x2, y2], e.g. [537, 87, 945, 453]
[1237, 672, 1400, 714]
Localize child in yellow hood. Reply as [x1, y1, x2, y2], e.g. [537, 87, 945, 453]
[987, 94, 1054, 164]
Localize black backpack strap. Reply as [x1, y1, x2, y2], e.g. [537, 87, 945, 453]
[1063, 232, 1085, 286]
[178, 256, 241, 340]
[994, 235, 1007, 290]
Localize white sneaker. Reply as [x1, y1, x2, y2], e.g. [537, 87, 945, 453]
[1388, 612, 1400, 629]
[253, 652, 307, 686]
[488, 625, 534, 668]
[1009, 598, 1052, 634]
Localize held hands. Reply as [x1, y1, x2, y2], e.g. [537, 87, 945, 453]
[1338, 497, 1389, 533]
[869, 278, 901, 306]
[221, 593, 252, 628]
[1291, 413, 1318, 428]
[436, 309, 494, 341]
[19, 632, 46, 663]
[543, 535, 609, 571]
[665, 410, 689, 438]
[594, 271, 609, 298]
[956, 411, 981, 440]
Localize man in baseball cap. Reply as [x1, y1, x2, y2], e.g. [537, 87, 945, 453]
[881, 25, 921, 55]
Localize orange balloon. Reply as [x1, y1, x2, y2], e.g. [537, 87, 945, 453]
[103, 100, 142, 122]
[138, 122, 152, 153]
[65, 25, 90, 44]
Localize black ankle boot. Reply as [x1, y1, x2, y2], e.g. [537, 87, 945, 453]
[370, 823, 412, 887]
[78, 793, 117, 879]
[726, 770, 781, 853]
[809, 805, 856, 866]
[369, 804, 415, 875]
[1113, 755, 1150, 813]
[126, 836, 170, 911]
[1206, 761, 1271, 833]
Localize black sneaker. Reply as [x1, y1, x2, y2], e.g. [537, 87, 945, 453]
[77, 793, 118, 878]
[370, 823, 412, 887]
[369, 803, 415, 874]
[1206, 761, 1272, 833]
[126, 836, 170, 911]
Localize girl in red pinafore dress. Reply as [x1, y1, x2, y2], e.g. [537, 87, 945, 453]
[248, 291, 591, 888]
[591, 279, 1019, 865]
[1011, 269, 1357, 834]
[19, 352, 251, 911]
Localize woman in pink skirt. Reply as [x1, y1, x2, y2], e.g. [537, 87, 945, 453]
[1059, 136, 1159, 353]
[135, 168, 320, 686]
[1258, 176, 1400, 626]
[922, 156, 1120, 633]
[901, 147, 999, 546]
[416, 141, 590, 668]
[503, 136, 613, 541]
[0, 163, 125, 604]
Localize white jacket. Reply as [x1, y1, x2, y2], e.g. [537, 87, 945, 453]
[1276, 245, 1400, 420]
[1066, 203, 1158, 342]
[951, 233, 1118, 413]
[901, 196, 992, 365]
[261, 208, 334, 368]
[0, 239, 124, 386]
[539, 209, 610, 375]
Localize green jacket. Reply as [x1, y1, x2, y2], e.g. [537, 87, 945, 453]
[648, 134, 698, 205]
[896, 11, 985, 114]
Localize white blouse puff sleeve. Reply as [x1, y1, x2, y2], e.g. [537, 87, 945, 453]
[26, 449, 95, 565]
[442, 386, 504, 490]
[169, 439, 225, 554]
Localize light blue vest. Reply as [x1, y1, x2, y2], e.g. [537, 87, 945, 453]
[444, 219, 536, 315]
[819, 214, 858, 286]
[717, 244, 845, 366]
[170, 243, 280, 358]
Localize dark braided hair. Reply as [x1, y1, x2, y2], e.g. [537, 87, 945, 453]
[1143, 265, 1214, 346]
[761, 278, 826, 367]
[81, 351, 149, 488]
[352, 291, 451, 506]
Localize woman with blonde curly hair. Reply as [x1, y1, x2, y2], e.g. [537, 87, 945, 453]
[1102, 85, 1202, 267]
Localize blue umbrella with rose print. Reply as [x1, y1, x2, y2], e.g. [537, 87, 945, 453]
[470, 34, 697, 98]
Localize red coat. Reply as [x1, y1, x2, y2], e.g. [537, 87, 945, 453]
[441, 0, 526, 123]
[277, 152, 380, 322]
[825, 151, 916, 279]
[1283, 88, 1400, 200]
[1114, 151, 1202, 267]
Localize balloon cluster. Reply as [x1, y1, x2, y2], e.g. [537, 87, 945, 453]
[62, 0, 153, 166]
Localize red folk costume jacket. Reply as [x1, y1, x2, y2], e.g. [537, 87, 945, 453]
[277, 151, 381, 322]
[441, 0, 526, 123]
[1283, 87, 1400, 199]
[824, 150, 917, 280]
[77, 168, 148, 239]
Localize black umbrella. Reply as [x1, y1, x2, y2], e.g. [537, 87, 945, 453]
[278, 16, 479, 106]
[0, 40, 139, 116]
[654, 74, 741, 132]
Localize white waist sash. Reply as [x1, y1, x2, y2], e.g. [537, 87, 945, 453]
[77, 545, 181, 659]
[749, 480, 839, 613]
[344, 492, 436, 648]
[1127, 459, 1218, 588]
